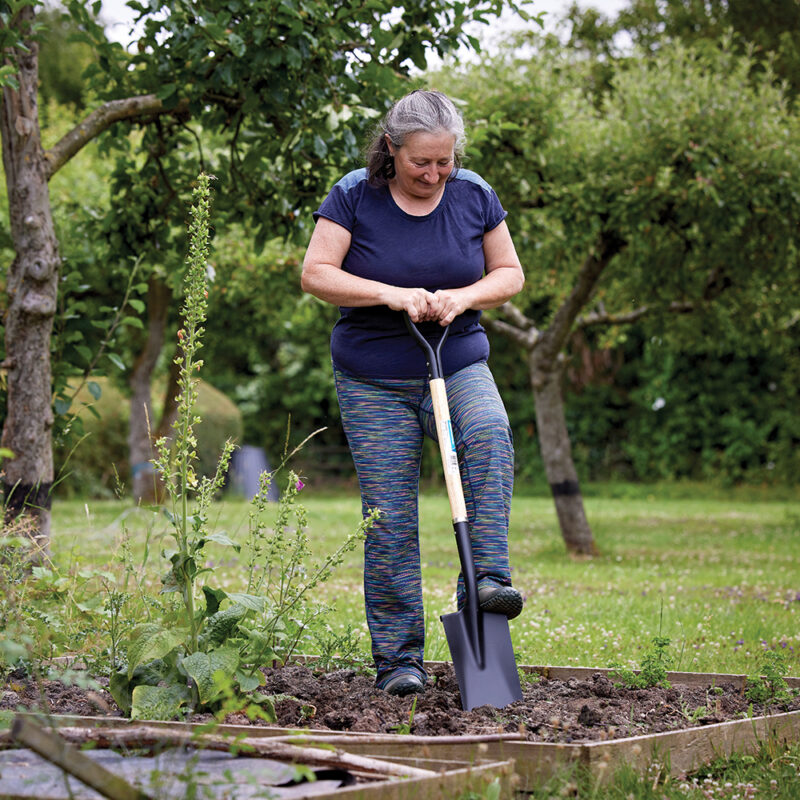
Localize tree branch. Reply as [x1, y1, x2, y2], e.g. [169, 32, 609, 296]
[540, 231, 626, 359]
[499, 300, 536, 330]
[577, 300, 695, 328]
[484, 301, 542, 349]
[44, 94, 189, 179]
[484, 314, 540, 349]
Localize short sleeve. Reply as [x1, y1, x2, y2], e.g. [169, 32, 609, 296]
[452, 169, 507, 232]
[484, 187, 507, 232]
[312, 168, 368, 232]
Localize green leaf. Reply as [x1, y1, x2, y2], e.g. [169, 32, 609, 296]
[87, 381, 102, 401]
[199, 604, 249, 648]
[235, 669, 265, 693]
[54, 398, 72, 416]
[249, 692, 278, 722]
[228, 33, 246, 57]
[312, 135, 328, 159]
[107, 353, 126, 371]
[122, 316, 144, 329]
[206, 531, 241, 551]
[183, 646, 241, 705]
[156, 82, 178, 101]
[127, 624, 184, 679]
[76, 345, 93, 363]
[225, 593, 267, 612]
[109, 670, 133, 715]
[128, 298, 146, 314]
[131, 684, 189, 721]
[202, 585, 228, 617]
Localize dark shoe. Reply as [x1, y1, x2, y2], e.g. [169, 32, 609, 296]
[382, 672, 426, 697]
[479, 584, 524, 620]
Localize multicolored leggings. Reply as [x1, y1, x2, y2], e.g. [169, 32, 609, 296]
[334, 361, 514, 686]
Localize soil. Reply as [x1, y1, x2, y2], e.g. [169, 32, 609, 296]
[3, 663, 800, 743]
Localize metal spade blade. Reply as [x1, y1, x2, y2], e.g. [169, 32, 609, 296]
[441, 606, 523, 711]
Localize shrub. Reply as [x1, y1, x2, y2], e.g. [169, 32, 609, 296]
[53, 376, 242, 497]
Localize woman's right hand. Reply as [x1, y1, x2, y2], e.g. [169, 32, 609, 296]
[382, 286, 440, 323]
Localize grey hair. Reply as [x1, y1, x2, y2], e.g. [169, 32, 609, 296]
[366, 90, 466, 187]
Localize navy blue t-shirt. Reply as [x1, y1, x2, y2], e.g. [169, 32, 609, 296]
[313, 168, 507, 378]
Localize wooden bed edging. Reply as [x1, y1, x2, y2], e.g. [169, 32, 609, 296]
[422, 662, 800, 690]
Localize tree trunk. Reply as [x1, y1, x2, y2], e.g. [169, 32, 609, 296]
[0, 12, 59, 555]
[128, 276, 174, 503]
[529, 347, 598, 556]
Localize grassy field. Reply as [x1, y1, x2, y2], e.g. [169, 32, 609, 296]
[49, 482, 800, 677]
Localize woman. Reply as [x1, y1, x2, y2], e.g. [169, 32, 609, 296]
[301, 90, 524, 697]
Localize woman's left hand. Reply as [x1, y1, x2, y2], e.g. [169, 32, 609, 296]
[432, 289, 470, 326]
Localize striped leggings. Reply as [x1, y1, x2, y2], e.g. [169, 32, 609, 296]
[334, 361, 514, 686]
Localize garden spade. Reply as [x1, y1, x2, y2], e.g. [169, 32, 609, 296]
[404, 314, 523, 711]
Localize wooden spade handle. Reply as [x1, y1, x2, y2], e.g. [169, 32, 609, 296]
[429, 377, 468, 523]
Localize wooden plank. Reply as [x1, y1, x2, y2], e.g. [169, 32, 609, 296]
[331, 760, 515, 800]
[517, 665, 799, 690]
[423, 661, 800, 689]
[581, 708, 800, 784]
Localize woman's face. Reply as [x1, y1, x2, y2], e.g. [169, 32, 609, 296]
[386, 130, 455, 200]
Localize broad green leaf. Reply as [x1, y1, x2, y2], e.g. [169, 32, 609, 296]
[183, 646, 240, 705]
[202, 585, 228, 617]
[226, 593, 267, 612]
[127, 624, 184, 679]
[131, 684, 189, 721]
[109, 670, 133, 715]
[87, 381, 102, 400]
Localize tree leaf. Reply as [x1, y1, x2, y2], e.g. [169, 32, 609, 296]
[107, 353, 126, 370]
[228, 33, 246, 57]
[87, 381, 102, 400]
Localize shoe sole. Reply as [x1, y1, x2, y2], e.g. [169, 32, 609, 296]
[383, 676, 425, 696]
[479, 587, 523, 620]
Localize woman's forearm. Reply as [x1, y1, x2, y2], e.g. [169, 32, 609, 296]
[454, 265, 525, 310]
[301, 262, 393, 307]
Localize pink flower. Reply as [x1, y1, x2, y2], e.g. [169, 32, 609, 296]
[296, 479, 305, 491]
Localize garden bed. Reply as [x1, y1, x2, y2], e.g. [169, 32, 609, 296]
[3, 662, 800, 789]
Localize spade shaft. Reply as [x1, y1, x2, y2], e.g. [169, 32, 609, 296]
[404, 313, 522, 710]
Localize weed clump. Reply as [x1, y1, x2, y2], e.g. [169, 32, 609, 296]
[610, 636, 672, 690]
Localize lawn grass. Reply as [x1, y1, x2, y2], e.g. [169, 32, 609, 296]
[49, 482, 800, 677]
